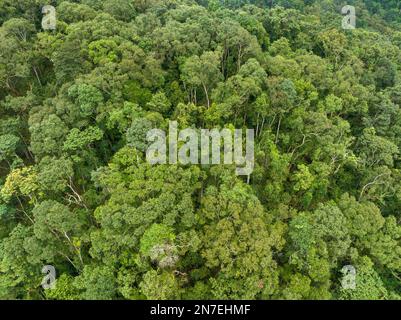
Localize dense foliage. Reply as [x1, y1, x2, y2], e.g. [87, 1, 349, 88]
[1, 0, 401, 300]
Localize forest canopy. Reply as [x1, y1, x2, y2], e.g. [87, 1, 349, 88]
[0, 0, 401, 300]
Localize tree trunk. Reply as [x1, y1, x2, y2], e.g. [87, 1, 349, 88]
[202, 82, 210, 108]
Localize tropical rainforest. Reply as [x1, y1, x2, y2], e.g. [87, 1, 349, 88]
[0, 0, 401, 300]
